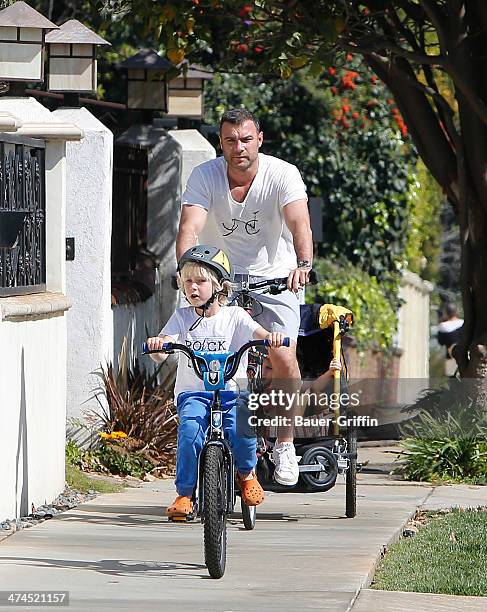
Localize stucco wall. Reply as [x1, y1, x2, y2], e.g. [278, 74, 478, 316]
[397, 271, 433, 379]
[168, 128, 216, 191]
[53, 107, 113, 430]
[0, 97, 78, 519]
[0, 314, 67, 518]
[112, 296, 158, 370]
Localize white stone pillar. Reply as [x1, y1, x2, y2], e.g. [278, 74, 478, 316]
[168, 128, 216, 191]
[52, 107, 113, 437]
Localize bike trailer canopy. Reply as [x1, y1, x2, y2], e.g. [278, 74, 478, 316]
[299, 303, 353, 337]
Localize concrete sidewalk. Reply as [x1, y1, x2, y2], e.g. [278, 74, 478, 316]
[0, 446, 485, 611]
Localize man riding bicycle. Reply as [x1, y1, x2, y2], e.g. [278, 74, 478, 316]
[176, 108, 313, 485]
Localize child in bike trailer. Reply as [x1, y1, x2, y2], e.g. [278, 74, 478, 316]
[146, 245, 286, 519]
[255, 349, 342, 439]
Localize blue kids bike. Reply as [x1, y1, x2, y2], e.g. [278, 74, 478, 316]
[143, 336, 290, 579]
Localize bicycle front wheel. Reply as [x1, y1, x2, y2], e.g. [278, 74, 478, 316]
[203, 445, 228, 578]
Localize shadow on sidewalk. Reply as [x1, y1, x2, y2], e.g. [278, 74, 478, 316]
[0, 556, 208, 579]
[55, 506, 347, 527]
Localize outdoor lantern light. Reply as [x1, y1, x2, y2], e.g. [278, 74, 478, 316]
[46, 20, 110, 94]
[0, 1, 58, 83]
[120, 49, 171, 112]
[167, 64, 213, 119]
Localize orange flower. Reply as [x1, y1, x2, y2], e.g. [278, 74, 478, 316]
[328, 66, 336, 76]
[239, 4, 252, 18]
[112, 431, 128, 439]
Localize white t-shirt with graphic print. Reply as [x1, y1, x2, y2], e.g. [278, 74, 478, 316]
[182, 153, 308, 277]
[160, 305, 261, 400]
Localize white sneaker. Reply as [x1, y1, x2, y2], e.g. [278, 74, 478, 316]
[272, 442, 299, 486]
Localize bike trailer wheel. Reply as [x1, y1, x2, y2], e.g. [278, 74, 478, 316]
[202, 445, 228, 578]
[241, 498, 256, 530]
[345, 411, 357, 518]
[300, 445, 338, 492]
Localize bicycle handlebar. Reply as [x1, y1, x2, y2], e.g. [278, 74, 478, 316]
[142, 337, 290, 383]
[170, 269, 318, 293]
[235, 270, 318, 295]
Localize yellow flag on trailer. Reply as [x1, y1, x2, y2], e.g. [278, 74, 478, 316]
[318, 304, 353, 330]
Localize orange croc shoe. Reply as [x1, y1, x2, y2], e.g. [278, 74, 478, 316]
[166, 495, 193, 519]
[236, 471, 265, 506]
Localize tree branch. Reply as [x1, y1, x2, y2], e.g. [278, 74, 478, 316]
[342, 38, 444, 65]
[387, 5, 422, 53]
[420, 0, 449, 53]
[469, 0, 487, 35]
[365, 52, 458, 205]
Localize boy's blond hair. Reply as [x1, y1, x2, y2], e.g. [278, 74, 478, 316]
[178, 262, 233, 305]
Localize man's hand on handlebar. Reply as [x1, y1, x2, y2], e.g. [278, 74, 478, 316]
[287, 266, 311, 292]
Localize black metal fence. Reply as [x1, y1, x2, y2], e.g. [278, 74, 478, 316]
[0, 134, 46, 296]
[112, 143, 148, 279]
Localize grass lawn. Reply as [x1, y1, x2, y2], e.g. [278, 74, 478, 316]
[66, 464, 125, 494]
[372, 508, 487, 597]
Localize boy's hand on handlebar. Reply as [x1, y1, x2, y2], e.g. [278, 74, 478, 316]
[287, 266, 311, 292]
[329, 358, 342, 372]
[266, 332, 286, 348]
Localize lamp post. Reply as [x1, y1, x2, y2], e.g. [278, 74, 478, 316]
[167, 63, 213, 127]
[46, 19, 110, 107]
[0, 0, 58, 96]
[120, 49, 170, 123]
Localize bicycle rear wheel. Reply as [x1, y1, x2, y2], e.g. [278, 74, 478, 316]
[345, 410, 357, 518]
[203, 445, 228, 578]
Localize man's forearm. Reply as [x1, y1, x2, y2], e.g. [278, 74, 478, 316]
[176, 204, 208, 259]
[292, 224, 313, 263]
[176, 227, 198, 260]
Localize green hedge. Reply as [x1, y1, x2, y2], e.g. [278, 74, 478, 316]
[307, 257, 400, 353]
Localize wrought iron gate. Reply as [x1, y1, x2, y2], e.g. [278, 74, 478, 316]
[112, 143, 148, 280]
[0, 134, 46, 296]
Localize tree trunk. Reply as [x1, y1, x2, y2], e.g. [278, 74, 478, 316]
[454, 188, 487, 395]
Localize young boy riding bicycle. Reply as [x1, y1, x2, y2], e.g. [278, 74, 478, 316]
[146, 245, 285, 519]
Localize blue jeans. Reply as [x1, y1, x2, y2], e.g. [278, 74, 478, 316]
[175, 391, 256, 497]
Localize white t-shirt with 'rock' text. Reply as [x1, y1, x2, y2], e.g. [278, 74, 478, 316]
[160, 305, 261, 400]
